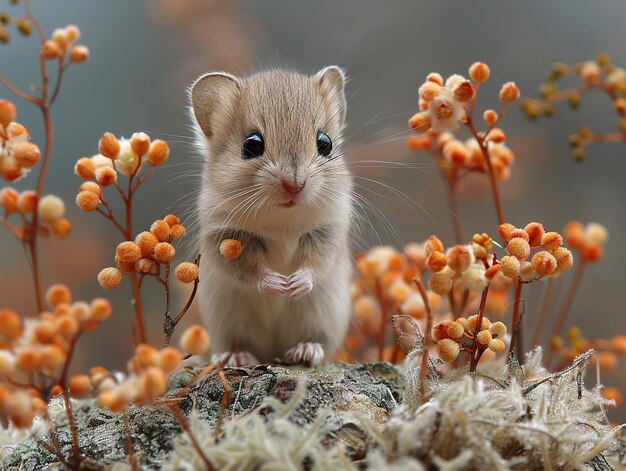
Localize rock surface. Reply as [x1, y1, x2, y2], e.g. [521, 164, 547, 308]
[1, 362, 404, 470]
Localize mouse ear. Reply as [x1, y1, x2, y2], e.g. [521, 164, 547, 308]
[315, 66, 347, 127]
[190, 72, 240, 139]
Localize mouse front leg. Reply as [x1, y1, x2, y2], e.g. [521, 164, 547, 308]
[258, 266, 292, 296]
[288, 225, 339, 300]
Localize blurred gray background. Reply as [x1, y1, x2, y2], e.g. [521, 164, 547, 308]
[0, 0, 625, 417]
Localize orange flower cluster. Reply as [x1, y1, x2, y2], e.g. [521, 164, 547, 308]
[97, 214, 195, 289]
[40, 24, 89, 64]
[410, 130, 516, 181]
[433, 315, 507, 364]
[496, 222, 574, 280]
[0, 100, 40, 182]
[0, 284, 111, 428]
[564, 221, 607, 262]
[75, 132, 169, 196]
[424, 234, 495, 296]
[550, 327, 626, 375]
[523, 53, 626, 160]
[96, 325, 209, 412]
[1, 188, 71, 239]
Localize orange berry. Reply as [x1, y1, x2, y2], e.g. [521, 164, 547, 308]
[97, 267, 123, 290]
[499, 81, 520, 104]
[69, 45, 89, 64]
[79, 181, 101, 195]
[497, 223, 516, 242]
[46, 284, 72, 308]
[116, 241, 141, 263]
[17, 190, 38, 213]
[34, 322, 56, 344]
[507, 237, 530, 261]
[432, 320, 452, 341]
[150, 219, 170, 242]
[488, 338, 505, 353]
[483, 109, 498, 126]
[219, 239, 243, 260]
[489, 321, 507, 338]
[524, 222, 545, 248]
[95, 166, 117, 187]
[16, 347, 40, 373]
[99, 132, 120, 159]
[140, 367, 168, 399]
[175, 262, 199, 283]
[408, 112, 430, 130]
[612, 335, 626, 355]
[76, 190, 100, 211]
[598, 351, 617, 372]
[69, 375, 91, 398]
[447, 245, 473, 273]
[154, 242, 175, 263]
[469, 62, 490, 83]
[0, 309, 21, 339]
[552, 247, 574, 273]
[476, 329, 493, 345]
[541, 232, 563, 251]
[0, 99, 16, 128]
[180, 325, 211, 355]
[428, 273, 452, 295]
[163, 214, 180, 227]
[41, 40, 61, 60]
[12, 141, 40, 168]
[531, 251, 557, 277]
[436, 339, 460, 363]
[90, 298, 112, 322]
[0, 351, 16, 376]
[135, 344, 159, 369]
[130, 132, 150, 157]
[487, 128, 506, 144]
[581, 243, 603, 262]
[425, 235, 444, 254]
[446, 321, 464, 340]
[135, 231, 159, 258]
[169, 224, 186, 240]
[427, 251, 447, 272]
[467, 315, 491, 333]
[147, 140, 170, 165]
[485, 264, 500, 280]
[158, 347, 182, 373]
[40, 345, 65, 370]
[0, 187, 19, 214]
[134, 258, 154, 274]
[56, 316, 79, 337]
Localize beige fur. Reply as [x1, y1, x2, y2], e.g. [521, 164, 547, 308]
[190, 67, 353, 365]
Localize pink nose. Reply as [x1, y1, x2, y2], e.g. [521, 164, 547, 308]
[282, 180, 304, 196]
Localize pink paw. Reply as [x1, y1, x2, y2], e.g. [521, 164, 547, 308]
[284, 342, 324, 366]
[211, 351, 259, 367]
[286, 269, 313, 300]
[258, 267, 291, 296]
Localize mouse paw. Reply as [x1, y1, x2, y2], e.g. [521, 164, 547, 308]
[258, 267, 291, 296]
[286, 269, 313, 300]
[284, 342, 324, 366]
[211, 351, 259, 367]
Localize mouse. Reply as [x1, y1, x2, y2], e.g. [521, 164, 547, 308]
[189, 66, 353, 367]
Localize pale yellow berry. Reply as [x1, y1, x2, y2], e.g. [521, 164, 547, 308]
[499, 255, 520, 278]
[436, 339, 460, 363]
[488, 338, 506, 353]
[447, 321, 464, 339]
[507, 237, 530, 260]
[489, 321, 507, 338]
[476, 329, 493, 345]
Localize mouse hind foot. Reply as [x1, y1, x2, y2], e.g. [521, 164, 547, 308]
[284, 342, 324, 367]
[211, 351, 259, 367]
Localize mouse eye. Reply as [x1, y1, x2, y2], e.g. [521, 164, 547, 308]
[242, 132, 265, 159]
[317, 131, 332, 157]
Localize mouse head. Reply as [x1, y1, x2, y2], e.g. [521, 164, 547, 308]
[190, 67, 351, 223]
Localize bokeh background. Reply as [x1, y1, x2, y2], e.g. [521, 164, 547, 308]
[1, 0, 625, 419]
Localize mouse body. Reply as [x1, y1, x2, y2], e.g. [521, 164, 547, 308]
[190, 67, 353, 366]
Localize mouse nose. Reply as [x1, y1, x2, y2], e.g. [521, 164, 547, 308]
[282, 179, 305, 196]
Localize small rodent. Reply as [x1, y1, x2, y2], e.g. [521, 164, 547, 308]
[190, 67, 353, 366]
